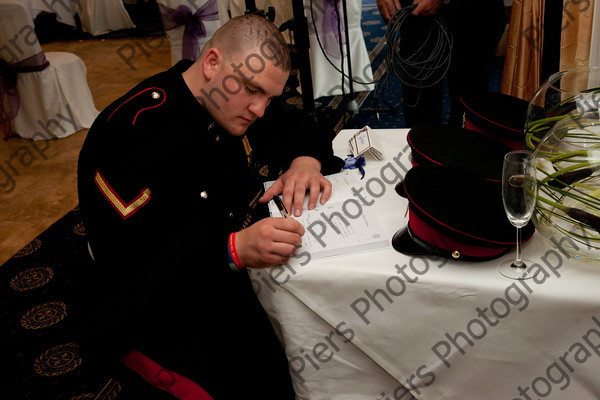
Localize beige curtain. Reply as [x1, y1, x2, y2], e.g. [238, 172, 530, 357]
[560, 0, 595, 70]
[501, 0, 545, 102]
[502, 0, 597, 100]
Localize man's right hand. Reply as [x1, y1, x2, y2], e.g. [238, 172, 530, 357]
[377, 0, 401, 23]
[412, 0, 443, 16]
[235, 217, 305, 268]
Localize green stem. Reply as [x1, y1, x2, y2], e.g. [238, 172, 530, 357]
[540, 161, 600, 184]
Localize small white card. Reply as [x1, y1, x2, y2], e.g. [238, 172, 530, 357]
[349, 126, 383, 160]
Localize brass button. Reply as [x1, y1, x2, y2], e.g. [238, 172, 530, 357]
[451, 250, 460, 259]
[215, 134, 220, 142]
[200, 191, 208, 199]
[151, 91, 160, 99]
[229, 212, 234, 219]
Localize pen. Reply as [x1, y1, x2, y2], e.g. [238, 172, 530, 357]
[273, 195, 288, 218]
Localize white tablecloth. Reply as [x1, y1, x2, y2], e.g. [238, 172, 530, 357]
[253, 128, 600, 400]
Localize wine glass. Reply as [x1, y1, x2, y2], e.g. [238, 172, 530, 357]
[498, 151, 539, 279]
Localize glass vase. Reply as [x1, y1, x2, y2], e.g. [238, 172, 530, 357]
[525, 66, 600, 150]
[532, 112, 600, 263]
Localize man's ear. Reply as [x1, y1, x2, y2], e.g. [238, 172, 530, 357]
[202, 48, 221, 81]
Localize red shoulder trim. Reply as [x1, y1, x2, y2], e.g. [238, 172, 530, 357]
[107, 87, 166, 126]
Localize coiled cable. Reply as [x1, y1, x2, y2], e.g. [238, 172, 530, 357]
[305, 2, 453, 116]
[385, 4, 453, 89]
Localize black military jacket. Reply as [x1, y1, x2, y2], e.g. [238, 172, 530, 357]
[77, 60, 342, 398]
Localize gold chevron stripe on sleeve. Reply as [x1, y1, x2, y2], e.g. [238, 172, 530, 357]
[242, 136, 253, 166]
[94, 170, 151, 220]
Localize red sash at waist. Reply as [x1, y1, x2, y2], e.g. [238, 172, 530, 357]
[120, 349, 214, 400]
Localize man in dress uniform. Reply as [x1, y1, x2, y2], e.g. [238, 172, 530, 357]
[77, 14, 343, 400]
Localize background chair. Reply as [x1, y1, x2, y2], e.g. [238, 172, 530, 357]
[0, 0, 98, 140]
[76, 0, 136, 36]
[305, 0, 374, 98]
[157, 0, 221, 64]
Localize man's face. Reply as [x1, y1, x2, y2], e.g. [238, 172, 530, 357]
[205, 53, 288, 136]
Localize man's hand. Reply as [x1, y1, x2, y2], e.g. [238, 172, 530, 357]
[377, 0, 401, 23]
[412, 0, 442, 16]
[236, 218, 305, 268]
[259, 156, 332, 217]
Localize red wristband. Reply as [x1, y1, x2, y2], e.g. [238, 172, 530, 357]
[228, 232, 244, 270]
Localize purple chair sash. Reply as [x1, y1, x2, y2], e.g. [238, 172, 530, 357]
[0, 87, 19, 140]
[159, 0, 219, 61]
[322, 0, 346, 59]
[0, 52, 48, 139]
[12, 52, 50, 73]
[0, 62, 19, 140]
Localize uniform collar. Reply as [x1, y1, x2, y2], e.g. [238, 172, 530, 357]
[169, 60, 246, 146]
[169, 60, 220, 136]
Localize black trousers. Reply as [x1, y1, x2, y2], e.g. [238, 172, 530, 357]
[397, 0, 506, 127]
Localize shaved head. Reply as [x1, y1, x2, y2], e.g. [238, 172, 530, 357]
[203, 14, 291, 72]
[184, 14, 290, 136]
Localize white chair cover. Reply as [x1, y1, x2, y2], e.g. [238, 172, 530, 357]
[12, 52, 98, 140]
[17, 0, 77, 27]
[76, 0, 136, 36]
[220, 0, 374, 99]
[0, 1, 43, 62]
[305, 0, 374, 98]
[157, 0, 221, 65]
[0, 0, 98, 140]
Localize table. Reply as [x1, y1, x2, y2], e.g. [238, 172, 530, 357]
[252, 128, 600, 400]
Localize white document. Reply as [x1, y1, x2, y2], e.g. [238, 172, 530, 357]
[264, 171, 390, 260]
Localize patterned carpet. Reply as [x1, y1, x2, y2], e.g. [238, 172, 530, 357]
[0, 207, 118, 399]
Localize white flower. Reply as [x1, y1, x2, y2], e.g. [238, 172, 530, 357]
[535, 158, 555, 181]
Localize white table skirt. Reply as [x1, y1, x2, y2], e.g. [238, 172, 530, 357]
[76, 0, 135, 36]
[17, 0, 135, 35]
[253, 128, 600, 400]
[18, 0, 77, 26]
